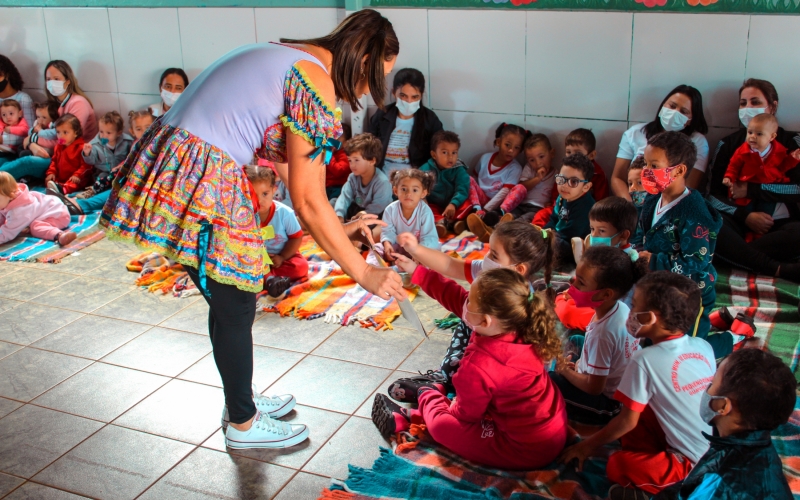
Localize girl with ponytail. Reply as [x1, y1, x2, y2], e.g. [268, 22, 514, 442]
[371, 266, 568, 470]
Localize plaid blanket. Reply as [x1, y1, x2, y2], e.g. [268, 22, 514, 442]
[0, 213, 104, 263]
[321, 399, 800, 500]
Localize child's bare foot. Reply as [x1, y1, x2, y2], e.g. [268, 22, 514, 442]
[57, 231, 77, 247]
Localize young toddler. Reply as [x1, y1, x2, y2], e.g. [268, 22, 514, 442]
[627, 155, 646, 209]
[0, 99, 30, 157]
[0, 172, 76, 246]
[245, 163, 307, 298]
[560, 272, 717, 498]
[632, 131, 729, 358]
[550, 246, 647, 426]
[80, 111, 133, 198]
[335, 133, 392, 222]
[505, 134, 557, 223]
[564, 128, 609, 201]
[545, 153, 595, 268]
[45, 114, 92, 195]
[466, 123, 529, 240]
[722, 113, 798, 207]
[128, 109, 155, 140]
[379, 169, 439, 262]
[20, 102, 59, 159]
[419, 130, 471, 237]
[372, 266, 568, 470]
[653, 349, 795, 500]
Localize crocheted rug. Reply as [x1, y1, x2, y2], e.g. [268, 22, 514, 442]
[0, 213, 104, 263]
[256, 234, 486, 330]
[320, 399, 800, 500]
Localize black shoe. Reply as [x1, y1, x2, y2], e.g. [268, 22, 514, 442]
[387, 370, 446, 404]
[46, 188, 84, 215]
[265, 276, 291, 297]
[371, 394, 408, 439]
[46, 180, 63, 195]
[608, 484, 651, 500]
[482, 210, 502, 227]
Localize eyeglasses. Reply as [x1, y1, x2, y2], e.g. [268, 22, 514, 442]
[555, 175, 590, 188]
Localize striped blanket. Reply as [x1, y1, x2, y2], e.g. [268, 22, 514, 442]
[257, 233, 487, 330]
[0, 213, 104, 263]
[321, 399, 800, 500]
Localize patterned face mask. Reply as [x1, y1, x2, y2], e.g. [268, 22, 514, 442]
[641, 166, 677, 195]
[631, 190, 647, 207]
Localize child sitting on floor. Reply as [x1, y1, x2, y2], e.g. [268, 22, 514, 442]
[545, 154, 595, 269]
[419, 130, 471, 238]
[722, 113, 798, 208]
[379, 169, 439, 262]
[632, 131, 729, 358]
[389, 221, 556, 387]
[335, 133, 392, 222]
[564, 128, 609, 201]
[466, 123, 529, 240]
[20, 102, 59, 159]
[44, 114, 91, 195]
[628, 155, 646, 210]
[372, 265, 568, 470]
[0, 172, 76, 246]
[245, 163, 307, 298]
[560, 272, 716, 499]
[326, 123, 352, 204]
[505, 134, 557, 223]
[557, 196, 640, 332]
[79, 110, 132, 199]
[653, 348, 795, 500]
[550, 246, 647, 426]
[0, 99, 30, 159]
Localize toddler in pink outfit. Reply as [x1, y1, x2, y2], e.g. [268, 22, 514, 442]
[0, 172, 76, 246]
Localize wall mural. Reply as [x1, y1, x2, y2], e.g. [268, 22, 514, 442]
[368, 0, 799, 13]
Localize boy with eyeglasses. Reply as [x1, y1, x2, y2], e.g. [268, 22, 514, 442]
[544, 153, 595, 269]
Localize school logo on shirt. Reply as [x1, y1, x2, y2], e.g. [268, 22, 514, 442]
[671, 352, 714, 395]
[624, 338, 640, 359]
[491, 180, 503, 191]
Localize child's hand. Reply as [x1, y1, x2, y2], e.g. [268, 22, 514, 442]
[82, 143, 92, 156]
[722, 177, 733, 188]
[638, 251, 651, 265]
[792, 149, 800, 161]
[558, 441, 593, 471]
[45, 174, 55, 183]
[69, 175, 81, 185]
[397, 232, 420, 254]
[392, 253, 418, 275]
[32, 124, 41, 133]
[442, 204, 456, 220]
[382, 241, 396, 263]
[269, 254, 284, 268]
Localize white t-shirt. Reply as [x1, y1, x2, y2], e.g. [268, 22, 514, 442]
[520, 166, 556, 207]
[148, 102, 167, 118]
[262, 201, 303, 255]
[464, 259, 486, 284]
[476, 152, 523, 199]
[615, 335, 715, 463]
[653, 187, 690, 226]
[617, 123, 709, 173]
[577, 302, 640, 399]
[384, 116, 414, 177]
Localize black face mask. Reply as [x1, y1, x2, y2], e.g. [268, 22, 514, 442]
[0, 79, 7, 93]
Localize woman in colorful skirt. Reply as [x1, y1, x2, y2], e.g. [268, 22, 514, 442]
[101, 10, 402, 450]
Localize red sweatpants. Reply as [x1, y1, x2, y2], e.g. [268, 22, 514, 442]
[29, 213, 71, 241]
[606, 406, 694, 495]
[555, 293, 594, 331]
[411, 389, 565, 470]
[266, 253, 308, 281]
[429, 198, 472, 222]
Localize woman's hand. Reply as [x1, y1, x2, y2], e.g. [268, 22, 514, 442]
[397, 232, 420, 255]
[342, 214, 386, 246]
[392, 253, 418, 275]
[442, 204, 456, 220]
[361, 265, 406, 301]
[729, 181, 748, 200]
[745, 212, 774, 235]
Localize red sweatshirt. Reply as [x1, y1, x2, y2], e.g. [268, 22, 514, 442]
[725, 140, 798, 207]
[591, 160, 609, 201]
[326, 148, 351, 189]
[46, 138, 92, 184]
[411, 267, 568, 455]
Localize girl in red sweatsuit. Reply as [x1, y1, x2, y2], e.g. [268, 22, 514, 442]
[371, 264, 568, 470]
[45, 114, 92, 195]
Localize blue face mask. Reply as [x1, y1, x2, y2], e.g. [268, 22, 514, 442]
[631, 190, 647, 207]
[588, 232, 620, 248]
[99, 137, 109, 146]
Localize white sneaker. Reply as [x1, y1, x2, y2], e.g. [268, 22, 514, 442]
[225, 411, 309, 449]
[221, 383, 296, 430]
[571, 236, 585, 265]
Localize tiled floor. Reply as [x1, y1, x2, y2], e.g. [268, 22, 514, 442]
[0, 238, 453, 499]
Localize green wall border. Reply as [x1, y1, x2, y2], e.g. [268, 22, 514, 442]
[3, 0, 345, 7]
[369, 0, 800, 13]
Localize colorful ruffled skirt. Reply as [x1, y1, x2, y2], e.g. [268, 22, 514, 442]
[100, 122, 267, 293]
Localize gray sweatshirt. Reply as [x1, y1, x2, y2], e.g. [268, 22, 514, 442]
[334, 168, 393, 218]
[83, 133, 134, 173]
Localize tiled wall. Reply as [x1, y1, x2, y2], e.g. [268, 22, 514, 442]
[2, 7, 799, 173]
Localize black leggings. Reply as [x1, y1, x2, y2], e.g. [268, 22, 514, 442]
[186, 267, 257, 424]
[715, 213, 800, 276]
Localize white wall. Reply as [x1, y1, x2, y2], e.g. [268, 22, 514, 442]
[2, 7, 800, 174]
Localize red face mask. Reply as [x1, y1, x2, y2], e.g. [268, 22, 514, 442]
[641, 166, 677, 195]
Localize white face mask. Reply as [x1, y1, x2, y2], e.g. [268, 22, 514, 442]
[738, 107, 766, 128]
[396, 98, 420, 117]
[659, 107, 689, 132]
[47, 80, 67, 97]
[161, 89, 180, 108]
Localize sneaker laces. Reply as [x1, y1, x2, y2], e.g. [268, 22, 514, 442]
[254, 392, 284, 409]
[252, 411, 292, 436]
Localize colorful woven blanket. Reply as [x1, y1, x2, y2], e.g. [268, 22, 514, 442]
[125, 252, 198, 297]
[0, 213, 104, 263]
[321, 399, 800, 500]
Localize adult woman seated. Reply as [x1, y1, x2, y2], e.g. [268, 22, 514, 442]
[705, 78, 800, 282]
[368, 67, 442, 177]
[610, 84, 709, 198]
[148, 68, 189, 117]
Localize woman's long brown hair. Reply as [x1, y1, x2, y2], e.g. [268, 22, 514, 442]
[281, 9, 399, 111]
